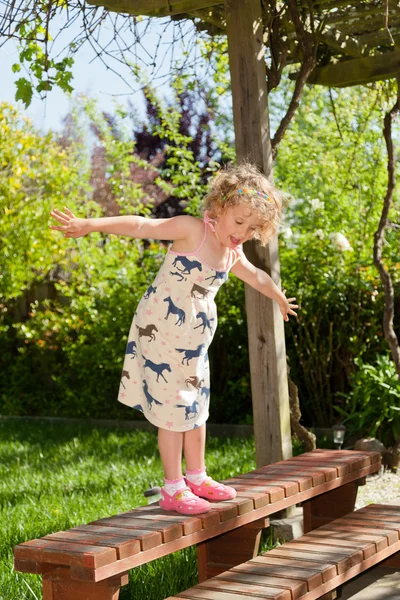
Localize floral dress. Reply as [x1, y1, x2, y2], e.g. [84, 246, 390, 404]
[118, 215, 241, 432]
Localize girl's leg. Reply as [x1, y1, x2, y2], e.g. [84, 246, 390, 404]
[158, 428, 184, 480]
[183, 423, 206, 470]
[158, 427, 211, 514]
[184, 423, 237, 501]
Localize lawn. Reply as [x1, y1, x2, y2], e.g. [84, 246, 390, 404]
[0, 419, 259, 600]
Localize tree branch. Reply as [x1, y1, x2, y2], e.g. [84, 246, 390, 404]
[373, 80, 400, 379]
[271, 0, 317, 158]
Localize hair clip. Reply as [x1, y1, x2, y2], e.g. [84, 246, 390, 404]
[237, 188, 273, 202]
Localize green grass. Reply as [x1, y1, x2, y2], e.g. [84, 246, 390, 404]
[0, 420, 260, 600]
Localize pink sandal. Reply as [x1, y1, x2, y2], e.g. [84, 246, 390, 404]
[159, 487, 211, 515]
[185, 477, 237, 501]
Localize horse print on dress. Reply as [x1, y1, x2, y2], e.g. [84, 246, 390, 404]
[176, 343, 205, 365]
[136, 324, 158, 341]
[172, 256, 202, 275]
[185, 376, 204, 390]
[175, 399, 199, 420]
[143, 284, 157, 299]
[125, 341, 137, 359]
[194, 312, 215, 335]
[142, 356, 171, 383]
[190, 283, 209, 299]
[170, 271, 186, 282]
[201, 386, 210, 401]
[133, 404, 144, 413]
[205, 270, 228, 285]
[163, 296, 186, 326]
[143, 381, 163, 409]
[121, 369, 130, 389]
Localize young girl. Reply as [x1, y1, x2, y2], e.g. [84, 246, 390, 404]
[50, 162, 297, 516]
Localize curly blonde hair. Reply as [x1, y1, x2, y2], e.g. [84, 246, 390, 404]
[203, 162, 282, 246]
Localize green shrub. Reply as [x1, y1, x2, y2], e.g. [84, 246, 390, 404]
[336, 354, 400, 447]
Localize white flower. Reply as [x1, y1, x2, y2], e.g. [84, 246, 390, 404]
[315, 229, 325, 239]
[280, 225, 293, 239]
[330, 232, 353, 251]
[311, 198, 324, 211]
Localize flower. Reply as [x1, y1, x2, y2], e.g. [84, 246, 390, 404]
[311, 198, 324, 211]
[330, 232, 353, 251]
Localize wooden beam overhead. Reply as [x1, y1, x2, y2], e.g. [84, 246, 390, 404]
[87, 0, 223, 18]
[359, 27, 400, 48]
[302, 49, 400, 87]
[315, 28, 366, 57]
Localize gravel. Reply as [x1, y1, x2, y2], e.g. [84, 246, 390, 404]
[355, 469, 400, 508]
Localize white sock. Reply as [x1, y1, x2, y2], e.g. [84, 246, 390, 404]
[186, 467, 207, 486]
[163, 477, 187, 496]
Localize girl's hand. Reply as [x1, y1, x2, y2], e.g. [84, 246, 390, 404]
[49, 207, 91, 238]
[279, 289, 298, 322]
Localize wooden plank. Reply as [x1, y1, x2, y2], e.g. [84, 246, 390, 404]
[14, 539, 117, 569]
[197, 578, 291, 599]
[298, 534, 378, 559]
[272, 459, 348, 478]
[336, 516, 400, 534]
[223, 480, 285, 502]
[176, 590, 266, 600]
[360, 504, 400, 512]
[72, 525, 162, 552]
[230, 476, 299, 496]
[13, 559, 58, 575]
[248, 473, 314, 492]
[120, 510, 203, 535]
[319, 523, 399, 546]
[127, 505, 219, 530]
[206, 504, 238, 521]
[355, 512, 400, 525]
[303, 50, 400, 87]
[215, 570, 308, 600]
[212, 497, 255, 515]
[282, 459, 350, 477]
[311, 450, 380, 464]
[268, 464, 339, 482]
[245, 557, 327, 589]
[258, 467, 326, 487]
[86, 0, 222, 18]
[90, 517, 183, 543]
[43, 531, 140, 560]
[232, 488, 272, 509]
[287, 452, 371, 471]
[268, 545, 363, 574]
[305, 528, 389, 553]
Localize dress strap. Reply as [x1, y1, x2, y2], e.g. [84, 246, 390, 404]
[195, 211, 217, 254]
[204, 211, 217, 232]
[228, 245, 244, 270]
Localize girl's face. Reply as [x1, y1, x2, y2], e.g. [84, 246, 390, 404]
[215, 205, 262, 248]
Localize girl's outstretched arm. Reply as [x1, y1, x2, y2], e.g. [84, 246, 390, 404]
[49, 207, 199, 241]
[231, 252, 298, 322]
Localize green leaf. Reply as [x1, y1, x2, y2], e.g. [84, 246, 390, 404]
[15, 77, 33, 108]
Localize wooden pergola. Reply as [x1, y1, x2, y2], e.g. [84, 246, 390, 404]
[87, 0, 400, 467]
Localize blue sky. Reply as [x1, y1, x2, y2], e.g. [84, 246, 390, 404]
[0, 10, 194, 132]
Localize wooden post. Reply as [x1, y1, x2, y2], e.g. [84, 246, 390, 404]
[197, 517, 269, 581]
[225, 0, 292, 467]
[42, 567, 128, 600]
